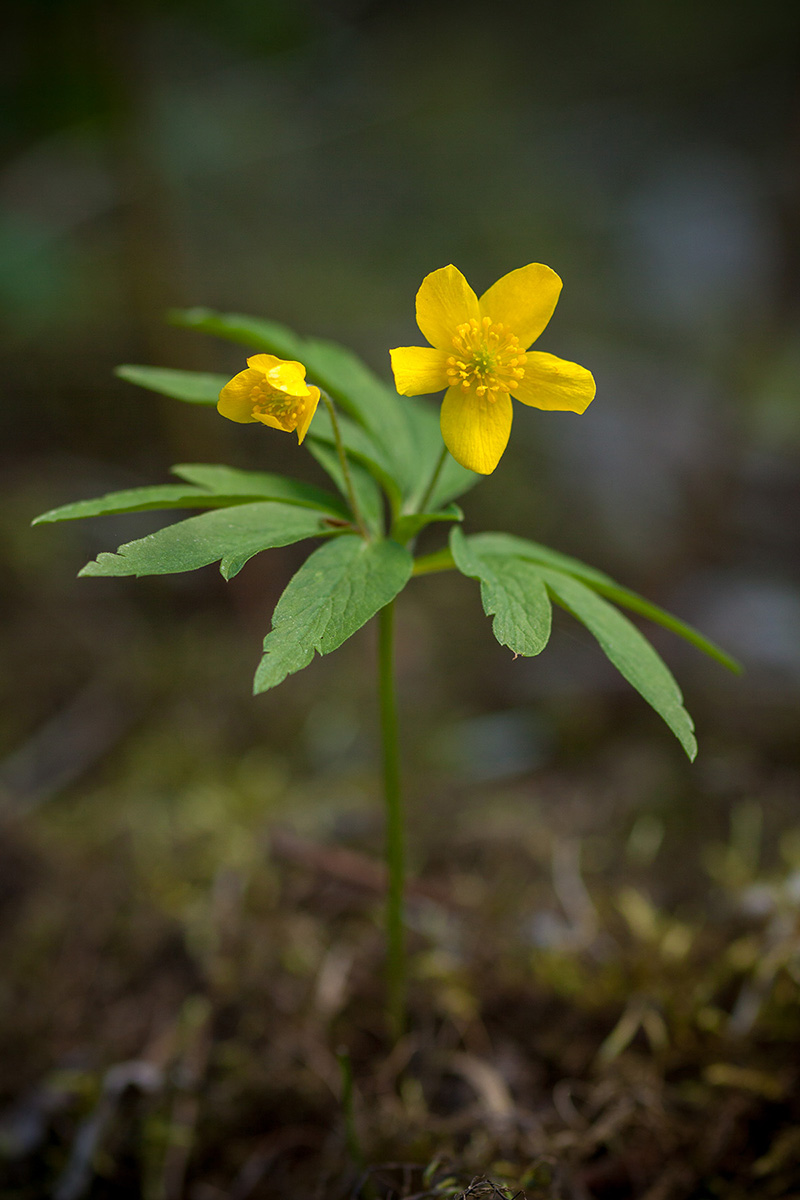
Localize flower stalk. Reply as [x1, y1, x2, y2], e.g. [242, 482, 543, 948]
[321, 392, 369, 539]
[377, 599, 405, 1038]
[416, 444, 449, 515]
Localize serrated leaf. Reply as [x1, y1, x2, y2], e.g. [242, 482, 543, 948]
[467, 532, 615, 588]
[541, 568, 697, 760]
[471, 532, 738, 672]
[170, 463, 348, 516]
[78, 502, 334, 580]
[392, 504, 463, 544]
[115, 365, 226, 403]
[254, 536, 413, 693]
[450, 528, 552, 657]
[33, 485, 228, 524]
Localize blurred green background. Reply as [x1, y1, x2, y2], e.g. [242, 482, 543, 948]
[2, 0, 800, 1148]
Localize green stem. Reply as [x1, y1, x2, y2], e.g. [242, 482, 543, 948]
[321, 393, 369, 539]
[416, 444, 449, 514]
[412, 547, 456, 576]
[336, 1047, 363, 1170]
[378, 600, 405, 1039]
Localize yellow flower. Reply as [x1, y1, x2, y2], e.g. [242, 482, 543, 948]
[218, 354, 320, 444]
[390, 263, 596, 474]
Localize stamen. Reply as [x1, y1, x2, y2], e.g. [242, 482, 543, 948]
[445, 313, 528, 398]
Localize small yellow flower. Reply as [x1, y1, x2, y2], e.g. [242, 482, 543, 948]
[390, 264, 596, 474]
[218, 354, 320, 444]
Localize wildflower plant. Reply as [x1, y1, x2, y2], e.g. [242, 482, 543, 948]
[34, 263, 738, 1036]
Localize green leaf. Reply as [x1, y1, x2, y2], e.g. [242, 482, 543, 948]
[171, 463, 348, 517]
[541, 568, 697, 760]
[307, 403, 398, 501]
[588, 581, 741, 674]
[169, 309, 308, 363]
[78, 502, 334, 581]
[33, 484, 228, 524]
[302, 337, 416, 476]
[450, 528, 552, 658]
[115, 365, 226, 404]
[429, 451, 481, 509]
[33, 468, 350, 527]
[466, 532, 615, 588]
[254, 536, 413, 693]
[392, 504, 463, 545]
[469, 532, 739, 672]
[402, 397, 481, 509]
[305, 440, 385, 536]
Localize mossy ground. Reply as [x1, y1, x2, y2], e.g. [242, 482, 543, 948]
[1, 624, 799, 1200]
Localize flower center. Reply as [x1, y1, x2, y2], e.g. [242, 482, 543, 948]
[446, 316, 527, 401]
[249, 381, 303, 426]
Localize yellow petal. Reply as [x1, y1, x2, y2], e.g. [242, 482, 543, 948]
[245, 352, 281, 372]
[265, 358, 313, 396]
[440, 386, 513, 475]
[479, 263, 562, 349]
[514, 352, 596, 413]
[416, 265, 480, 350]
[218, 368, 259, 423]
[295, 387, 321, 444]
[251, 410, 291, 432]
[390, 346, 449, 395]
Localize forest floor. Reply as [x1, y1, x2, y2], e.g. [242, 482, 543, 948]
[2, 690, 800, 1200]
